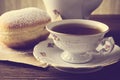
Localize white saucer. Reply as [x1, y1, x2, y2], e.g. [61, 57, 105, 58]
[33, 39, 120, 73]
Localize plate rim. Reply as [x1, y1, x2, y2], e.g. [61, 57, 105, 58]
[33, 38, 120, 69]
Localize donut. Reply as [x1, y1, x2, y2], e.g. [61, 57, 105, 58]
[0, 7, 51, 49]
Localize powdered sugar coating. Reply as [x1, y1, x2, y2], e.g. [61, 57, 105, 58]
[0, 7, 51, 28]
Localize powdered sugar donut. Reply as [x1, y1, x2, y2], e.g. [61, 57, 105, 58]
[0, 7, 51, 49]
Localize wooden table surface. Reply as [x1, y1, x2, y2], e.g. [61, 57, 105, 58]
[0, 15, 120, 80]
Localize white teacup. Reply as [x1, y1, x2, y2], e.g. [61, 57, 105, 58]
[46, 19, 114, 64]
[43, 0, 103, 21]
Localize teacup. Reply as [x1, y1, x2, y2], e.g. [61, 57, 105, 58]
[43, 0, 103, 21]
[46, 19, 114, 63]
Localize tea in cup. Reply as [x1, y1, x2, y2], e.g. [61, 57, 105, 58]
[46, 19, 114, 63]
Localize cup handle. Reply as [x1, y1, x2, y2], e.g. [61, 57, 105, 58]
[96, 37, 115, 55]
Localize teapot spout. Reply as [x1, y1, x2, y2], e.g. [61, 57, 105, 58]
[83, 0, 103, 19]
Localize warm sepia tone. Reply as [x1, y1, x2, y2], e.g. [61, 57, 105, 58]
[0, 0, 120, 80]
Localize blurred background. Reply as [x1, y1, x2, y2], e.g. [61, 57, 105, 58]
[0, 0, 120, 15]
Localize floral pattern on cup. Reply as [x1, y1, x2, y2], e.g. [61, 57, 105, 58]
[52, 34, 60, 41]
[40, 52, 46, 57]
[47, 43, 55, 48]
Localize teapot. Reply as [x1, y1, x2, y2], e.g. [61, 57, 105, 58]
[43, 0, 103, 20]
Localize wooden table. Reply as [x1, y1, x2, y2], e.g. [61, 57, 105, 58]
[0, 15, 120, 80]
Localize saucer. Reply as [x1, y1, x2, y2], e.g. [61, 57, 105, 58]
[33, 39, 120, 73]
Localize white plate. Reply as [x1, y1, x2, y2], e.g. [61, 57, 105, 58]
[33, 39, 120, 73]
